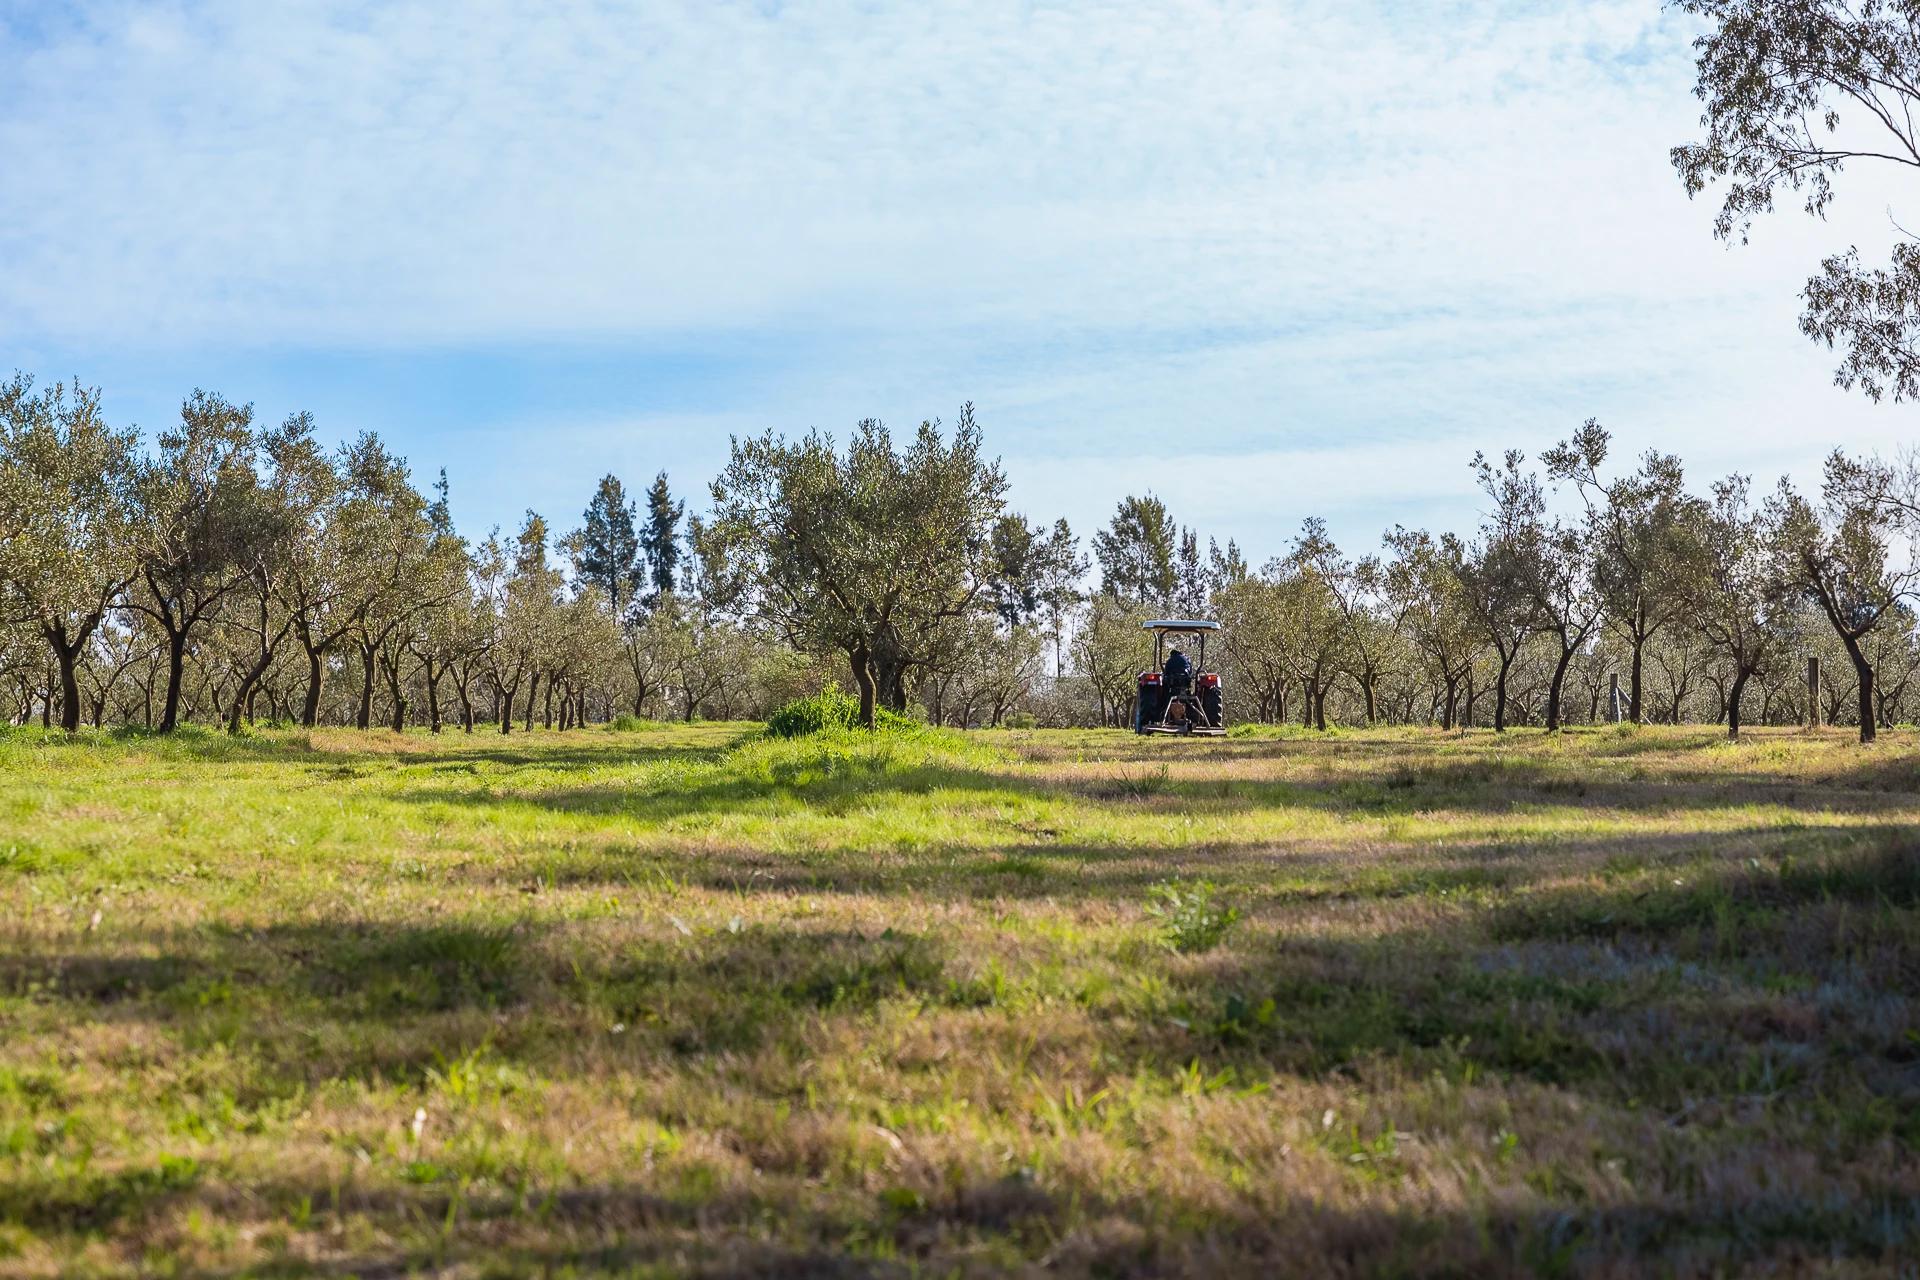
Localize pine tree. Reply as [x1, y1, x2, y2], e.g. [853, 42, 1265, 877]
[428, 468, 453, 537]
[988, 514, 1086, 628]
[1174, 526, 1206, 615]
[1092, 495, 1176, 608]
[1208, 536, 1248, 591]
[575, 475, 641, 613]
[641, 471, 685, 606]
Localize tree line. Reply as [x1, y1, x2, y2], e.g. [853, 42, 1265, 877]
[3, 374, 1917, 742]
[9, 4, 1920, 741]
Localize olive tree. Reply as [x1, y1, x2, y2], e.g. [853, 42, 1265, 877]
[134, 390, 261, 731]
[1275, 519, 1348, 730]
[709, 408, 1007, 728]
[1072, 592, 1154, 726]
[0, 375, 145, 731]
[1450, 452, 1543, 732]
[1213, 575, 1294, 723]
[273, 430, 443, 727]
[1524, 511, 1604, 732]
[1771, 456, 1920, 741]
[488, 512, 565, 733]
[271, 423, 354, 726]
[1384, 526, 1484, 728]
[221, 414, 319, 733]
[1690, 475, 1794, 737]
[1545, 422, 1704, 722]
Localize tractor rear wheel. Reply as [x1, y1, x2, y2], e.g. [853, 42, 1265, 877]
[1202, 684, 1223, 728]
[1136, 683, 1166, 732]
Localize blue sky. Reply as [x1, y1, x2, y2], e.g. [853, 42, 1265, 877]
[2, 0, 1914, 562]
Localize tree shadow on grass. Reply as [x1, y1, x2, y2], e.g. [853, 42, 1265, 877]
[388, 743, 1920, 857]
[394, 750, 1033, 829]
[1826, 746, 1920, 793]
[380, 732, 754, 771]
[0, 918, 955, 1080]
[78, 725, 756, 772]
[427, 811, 1915, 921]
[318, 742, 743, 774]
[1166, 750, 1920, 819]
[0, 921, 530, 1013]
[89, 1160, 1920, 1278]
[1488, 836, 1920, 944]
[1014, 731, 1427, 761]
[1115, 833, 1920, 1119]
[0, 725, 321, 765]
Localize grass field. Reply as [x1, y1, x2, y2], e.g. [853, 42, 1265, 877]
[1, 722, 1917, 1278]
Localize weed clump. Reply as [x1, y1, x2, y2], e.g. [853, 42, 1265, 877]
[766, 683, 918, 737]
[1146, 879, 1241, 953]
[1099, 763, 1172, 799]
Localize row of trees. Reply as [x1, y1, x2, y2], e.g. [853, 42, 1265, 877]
[3, 372, 1917, 741]
[715, 412, 1920, 742]
[1067, 432, 1920, 743]
[0, 373, 806, 735]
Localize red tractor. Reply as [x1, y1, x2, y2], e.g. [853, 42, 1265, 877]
[1133, 619, 1225, 735]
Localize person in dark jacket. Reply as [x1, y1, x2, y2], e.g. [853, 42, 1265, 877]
[1163, 646, 1192, 694]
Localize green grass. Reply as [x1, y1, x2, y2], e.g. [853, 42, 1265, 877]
[1, 721, 1918, 1276]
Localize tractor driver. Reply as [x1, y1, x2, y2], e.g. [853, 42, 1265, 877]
[1163, 645, 1193, 695]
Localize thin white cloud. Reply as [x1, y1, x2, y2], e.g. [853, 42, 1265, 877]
[0, 0, 1800, 344]
[2, 0, 1914, 555]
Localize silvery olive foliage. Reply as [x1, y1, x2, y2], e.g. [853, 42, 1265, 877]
[0, 370, 1917, 741]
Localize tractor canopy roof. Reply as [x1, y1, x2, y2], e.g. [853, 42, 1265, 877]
[1141, 619, 1220, 632]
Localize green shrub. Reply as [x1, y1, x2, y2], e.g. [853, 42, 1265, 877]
[609, 714, 652, 732]
[1146, 880, 1241, 954]
[766, 683, 917, 737]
